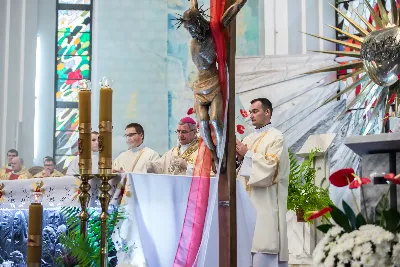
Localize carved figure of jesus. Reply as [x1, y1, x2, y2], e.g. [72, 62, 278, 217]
[175, 0, 247, 165]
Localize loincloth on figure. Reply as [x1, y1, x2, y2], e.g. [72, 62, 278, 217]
[193, 67, 220, 105]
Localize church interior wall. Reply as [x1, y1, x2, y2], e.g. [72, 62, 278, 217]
[0, 0, 336, 167]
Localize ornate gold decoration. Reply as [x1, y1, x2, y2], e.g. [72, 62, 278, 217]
[28, 235, 42, 246]
[78, 159, 92, 173]
[98, 157, 113, 169]
[77, 173, 93, 236]
[305, 0, 400, 131]
[177, 138, 199, 164]
[97, 173, 117, 266]
[98, 135, 104, 153]
[78, 138, 84, 155]
[78, 123, 91, 133]
[99, 121, 112, 132]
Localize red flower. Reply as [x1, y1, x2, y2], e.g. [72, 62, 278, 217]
[371, 99, 377, 108]
[236, 124, 245, 134]
[384, 173, 400, 185]
[349, 177, 371, 189]
[240, 109, 248, 118]
[187, 107, 195, 115]
[306, 207, 332, 221]
[0, 192, 2, 198]
[388, 93, 396, 105]
[329, 168, 355, 187]
[66, 69, 82, 85]
[383, 113, 390, 125]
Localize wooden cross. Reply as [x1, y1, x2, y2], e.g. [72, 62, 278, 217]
[218, 0, 237, 266]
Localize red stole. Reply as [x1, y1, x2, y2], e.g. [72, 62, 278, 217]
[5, 168, 12, 173]
[9, 173, 20, 180]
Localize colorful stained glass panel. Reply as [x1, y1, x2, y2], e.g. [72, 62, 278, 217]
[58, 32, 90, 56]
[57, 55, 90, 80]
[55, 130, 79, 155]
[58, 10, 91, 32]
[56, 108, 79, 131]
[56, 79, 79, 102]
[55, 155, 77, 171]
[59, 0, 91, 4]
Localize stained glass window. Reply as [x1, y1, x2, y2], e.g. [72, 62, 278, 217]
[54, 1, 93, 170]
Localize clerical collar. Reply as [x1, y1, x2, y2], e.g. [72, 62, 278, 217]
[131, 143, 145, 152]
[92, 151, 99, 155]
[255, 123, 272, 134]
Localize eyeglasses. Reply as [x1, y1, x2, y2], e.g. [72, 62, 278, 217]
[175, 130, 195, 135]
[44, 164, 54, 167]
[124, 133, 138, 138]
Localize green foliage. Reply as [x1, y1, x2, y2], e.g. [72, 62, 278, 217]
[287, 149, 332, 222]
[56, 206, 126, 267]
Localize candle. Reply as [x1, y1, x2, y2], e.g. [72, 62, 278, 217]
[78, 80, 92, 173]
[99, 77, 113, 169]
[27, 192, 43, 266]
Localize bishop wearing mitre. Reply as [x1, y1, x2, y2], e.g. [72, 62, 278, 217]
[113, 123, 160, 173]
[147, 117, 198, 176]
[236, 98, 289, 267]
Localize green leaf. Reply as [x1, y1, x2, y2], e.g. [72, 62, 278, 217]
[342, 201, 357, 230]
[382, 209, 400, 232]
[329, 204, 352, 232]
[317, 224, 333, 233]
[355, 213, 367, 228]
[375, 192, 389, 225]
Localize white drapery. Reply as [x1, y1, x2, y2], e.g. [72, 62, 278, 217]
[0, 173, 256, 267]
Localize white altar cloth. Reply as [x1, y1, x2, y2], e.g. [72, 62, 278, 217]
[0, 173, 256, 267]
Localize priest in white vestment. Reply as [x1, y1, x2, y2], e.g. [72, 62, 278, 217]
[113, 123, 160, 173]
[67, 131, 100, 175]
[146, 117, 199, 176]
[236, 98, 289, 267]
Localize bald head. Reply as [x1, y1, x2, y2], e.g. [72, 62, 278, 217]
[11, 157, 23, 172]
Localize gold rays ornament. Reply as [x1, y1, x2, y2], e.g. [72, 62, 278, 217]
[305, 0, 400, 132]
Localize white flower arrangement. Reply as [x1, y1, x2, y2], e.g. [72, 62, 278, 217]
[313, 225, 400, 267]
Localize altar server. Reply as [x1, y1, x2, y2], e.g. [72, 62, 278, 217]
[67, 131, 100, 175]
[0, 149, 18, 177]
[236, 98, 289, 267]
[34, 157, 64, 178]
[113, 123, 159, 173]
[147, 117, 199, 175]
[1, 157, 32, 180]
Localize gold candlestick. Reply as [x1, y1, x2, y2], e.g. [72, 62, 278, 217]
[27, 190, 43, 267]
[97, 77, 115, 267]
[98, 170, 116, 266]
[78, 79, 93, 237]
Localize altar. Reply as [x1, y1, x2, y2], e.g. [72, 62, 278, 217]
[0, 174, 255, 267]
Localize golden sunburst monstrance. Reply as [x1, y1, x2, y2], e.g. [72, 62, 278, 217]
[305, 0, 400, 129]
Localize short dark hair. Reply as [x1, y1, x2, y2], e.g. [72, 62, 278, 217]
[92, 131, 99, 135]
[44, 157, 56, 165]
[250, 98, 273, 116]
[7, 149, 18, 156]
[125, 123, 145, 140]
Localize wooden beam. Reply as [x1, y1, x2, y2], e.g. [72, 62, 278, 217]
[218, 0, 237, 266]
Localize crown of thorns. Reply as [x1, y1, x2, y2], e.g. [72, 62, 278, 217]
[171, 5, 211, 29]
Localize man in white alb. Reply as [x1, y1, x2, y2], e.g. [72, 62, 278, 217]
[67, 131, 100, 175]
[146, 117, 199, 176]
[113, 123, 159, 173]
[236, 98, 289, 267]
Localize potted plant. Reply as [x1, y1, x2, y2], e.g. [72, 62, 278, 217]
[287, 149, 332, 222]
[309, 168, 400, 266]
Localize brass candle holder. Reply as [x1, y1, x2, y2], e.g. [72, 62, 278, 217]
[97, 77, 115, 267]
[96, 169, 116, 266]
[77, 79, 93, 237]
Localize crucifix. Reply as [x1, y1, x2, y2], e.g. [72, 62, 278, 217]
[174, 0, 247, 265]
